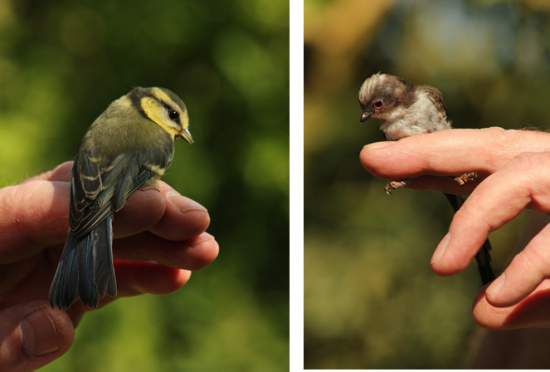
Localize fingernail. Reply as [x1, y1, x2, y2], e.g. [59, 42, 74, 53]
[431, 232, 450, 263]
[167, 192, 207, 214]
[191, 232, 215, 247]
[140, 186, 161, 193]
[19, 309, 60, 357]
[486, 273, 505, 297]
[363, 141, 397, 149]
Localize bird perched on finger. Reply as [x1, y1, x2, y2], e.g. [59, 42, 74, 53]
[49, 87, 193, 310]
[358, 72, 495, 285]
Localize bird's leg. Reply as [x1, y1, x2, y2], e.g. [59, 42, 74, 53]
[452, 172, 477, 186]
[385, 172, 477, 195]
[384, 180, 411, 195]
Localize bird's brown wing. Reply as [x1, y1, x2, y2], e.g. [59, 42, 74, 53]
[421, 86, 447, 118]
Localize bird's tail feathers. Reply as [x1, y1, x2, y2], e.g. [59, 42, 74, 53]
[49, 215, 117, 310]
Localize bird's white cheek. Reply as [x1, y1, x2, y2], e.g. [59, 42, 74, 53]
[381, 106, 407, 121]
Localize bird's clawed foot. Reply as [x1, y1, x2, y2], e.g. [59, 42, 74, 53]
[453, 172, 477, 186]
[384, 180, 411, 195]
[385, 172, 476, 195]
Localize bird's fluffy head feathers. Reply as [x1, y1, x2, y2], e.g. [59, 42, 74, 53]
[359, 73, 417, 110]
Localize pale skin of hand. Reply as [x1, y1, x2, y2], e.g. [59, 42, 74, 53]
[360, 127, 550, 329]
[0, 161, 218, 372]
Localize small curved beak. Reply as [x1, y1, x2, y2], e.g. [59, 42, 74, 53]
[179, 128, 194, 144]
[360, 112, 372, 123]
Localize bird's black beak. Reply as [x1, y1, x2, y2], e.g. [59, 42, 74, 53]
[360, 112, 372, 123]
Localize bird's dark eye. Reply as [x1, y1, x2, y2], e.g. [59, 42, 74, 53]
[374, 100, 383, 109]
[169, 110, 179, 120]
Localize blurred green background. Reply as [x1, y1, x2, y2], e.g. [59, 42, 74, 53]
[305, 0, 550, 369]
[0, 0, 288, 371]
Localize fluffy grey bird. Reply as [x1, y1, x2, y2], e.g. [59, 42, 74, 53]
[358, 72, 494, 285]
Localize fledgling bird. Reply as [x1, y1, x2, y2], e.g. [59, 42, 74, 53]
[49, 87, 193, 310]
[358, 72, 494, 285]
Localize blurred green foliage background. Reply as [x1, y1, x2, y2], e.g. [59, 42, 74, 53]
[305, 0, 550, 368]
[0, 0, 288, 370]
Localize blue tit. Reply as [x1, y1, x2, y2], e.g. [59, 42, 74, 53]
[49, 87, 193, 310]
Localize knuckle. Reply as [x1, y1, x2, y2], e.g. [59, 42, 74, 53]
[454, 206, 492, 233]
[514, 248, 550, 278]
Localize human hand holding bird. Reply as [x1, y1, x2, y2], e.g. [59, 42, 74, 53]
[0, 159, 217, 369]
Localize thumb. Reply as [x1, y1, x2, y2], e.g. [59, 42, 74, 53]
[0, 301, 74, 372]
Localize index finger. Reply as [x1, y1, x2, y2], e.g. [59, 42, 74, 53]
[20, 161, 73, 184]
[360, 127, 550, 181]
[0, 163, 165, 262]
[147, 181, 211, 241]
